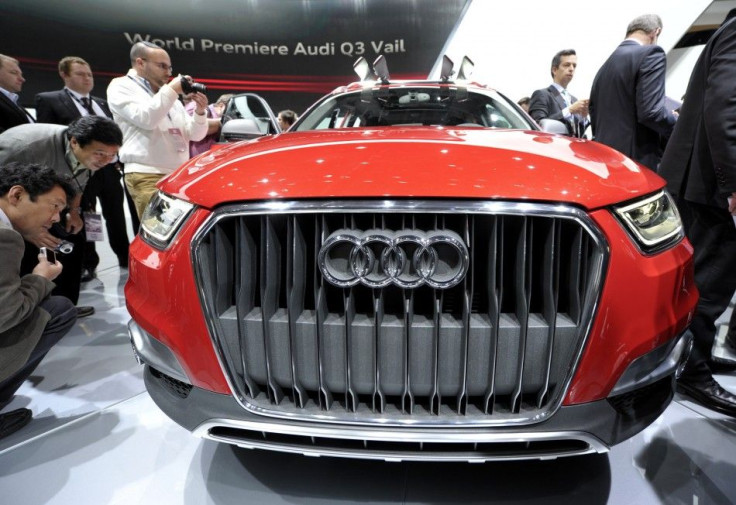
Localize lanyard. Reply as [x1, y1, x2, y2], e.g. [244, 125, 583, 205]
[127, 75, 172, 122]
[66, 90, 96, 115]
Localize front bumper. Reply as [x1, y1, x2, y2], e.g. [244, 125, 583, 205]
[141, 339, 680, 463]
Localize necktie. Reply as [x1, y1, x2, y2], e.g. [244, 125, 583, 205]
[561, 89, 571, 106]
[81, 97, 95, 116]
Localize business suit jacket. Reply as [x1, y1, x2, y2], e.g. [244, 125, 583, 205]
[0, 123, 84, 186]
[659, 19, 736, 208]
[529, 85, 580, 136]
[589, 40, 676, 170]
[35, 89, 112, 125]
[0, 221, 55, 382]
[0, 93, 33, 134]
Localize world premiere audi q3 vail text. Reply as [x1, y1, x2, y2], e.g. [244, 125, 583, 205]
[126, 56, 698, 462]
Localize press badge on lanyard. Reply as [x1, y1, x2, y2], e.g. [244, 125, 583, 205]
[168, 127, 188, 152]
[84, 212, 104, 242]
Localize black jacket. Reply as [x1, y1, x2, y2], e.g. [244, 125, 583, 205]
[659, 18, 736, 208]
[35, 89, 112, 125]
[0, 92, 33, 133]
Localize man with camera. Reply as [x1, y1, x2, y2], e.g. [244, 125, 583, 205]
[0, 162, 78, 440]
[107, 41, 208, 218]
[0, 115, 123, 316]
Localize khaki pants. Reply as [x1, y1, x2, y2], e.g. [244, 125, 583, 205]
[124, 172, 164, 219]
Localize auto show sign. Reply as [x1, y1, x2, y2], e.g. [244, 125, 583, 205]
[0, 0, 470, 113]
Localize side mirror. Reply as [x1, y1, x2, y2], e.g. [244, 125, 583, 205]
[220, 118, 267, 142]
[539, 118, 568, 135]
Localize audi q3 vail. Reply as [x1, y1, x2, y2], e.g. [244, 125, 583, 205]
[126, 56, 698, 462]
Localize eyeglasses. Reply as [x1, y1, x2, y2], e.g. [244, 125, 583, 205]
[140, 58, 172, 72]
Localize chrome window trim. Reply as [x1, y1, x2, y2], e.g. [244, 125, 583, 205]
[190, 200, 610, 428]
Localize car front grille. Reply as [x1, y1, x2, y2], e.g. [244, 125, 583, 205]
[192, 201, 606, 426]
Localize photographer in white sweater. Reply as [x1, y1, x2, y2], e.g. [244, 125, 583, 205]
[107, 41, 208, 218]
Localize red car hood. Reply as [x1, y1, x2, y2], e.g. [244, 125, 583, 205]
[162, 128, 665, 210]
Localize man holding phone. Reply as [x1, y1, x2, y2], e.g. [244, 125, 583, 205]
[0, 162, 77, 440]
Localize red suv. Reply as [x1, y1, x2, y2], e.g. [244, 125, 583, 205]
[127, 57, 697, 462]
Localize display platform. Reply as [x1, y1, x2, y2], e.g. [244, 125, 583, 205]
[1, 244, 735, 504]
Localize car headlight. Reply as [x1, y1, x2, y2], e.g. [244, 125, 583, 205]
[613, 190, 683, 252]
[140, 191, 195, 249]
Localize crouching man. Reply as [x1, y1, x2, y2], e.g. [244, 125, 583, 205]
[0, 162, 78, 440]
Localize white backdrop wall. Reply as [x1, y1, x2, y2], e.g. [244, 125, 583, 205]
[437, 0, 712, 104]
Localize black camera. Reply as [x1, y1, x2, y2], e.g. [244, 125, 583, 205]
[180, 77, 206, 94]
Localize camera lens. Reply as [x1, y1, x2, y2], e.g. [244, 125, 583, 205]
[56, 241, 74, 254]
[181, 78, 206, 94]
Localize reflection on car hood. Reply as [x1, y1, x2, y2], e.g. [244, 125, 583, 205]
[163, 128, 665, 210]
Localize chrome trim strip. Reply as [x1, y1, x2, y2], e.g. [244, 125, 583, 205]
[190, 200, 610, 428]
[192, 418, 609, 461]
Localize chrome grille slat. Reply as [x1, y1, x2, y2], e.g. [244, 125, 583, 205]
[260, 217, 283, 404]
[315, 215, 332, 410]
[538, 220, 561, 408]
[484, 215, 502, 414]
[457, 215, 472, 415]
[511, 217, 530, 413]
[286, 216, 308, 407]
[236, 219, 259, 399]
[372, 293, 385, 413]
[193, 201, 607, 427]
[402, 293, 414, 414]
[343, 289, 357, 412]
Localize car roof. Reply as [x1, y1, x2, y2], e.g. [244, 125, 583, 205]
[332, 79, 495, 96]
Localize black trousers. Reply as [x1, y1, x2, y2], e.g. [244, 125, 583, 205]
[81, 164, 131, 269]
[678, 199, 736, 382]
[0, 296, 77, 406]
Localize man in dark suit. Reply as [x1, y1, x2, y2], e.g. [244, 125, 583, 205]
[0, 162, 77, 439]
[0, 54, 34, 134]
[529, 49, 589, 138]
[589, 14, 677, 170]
[658, 15, 736, 417]
[35, 56, 132, 277]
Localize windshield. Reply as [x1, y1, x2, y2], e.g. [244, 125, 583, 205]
[294, 86, 534, 131]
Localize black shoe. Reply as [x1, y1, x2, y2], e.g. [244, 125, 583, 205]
[76, 306, 95, 318]
[0, 408, 32, 440]
[80, 268, 97, 283]
[677, 377, 736, 416]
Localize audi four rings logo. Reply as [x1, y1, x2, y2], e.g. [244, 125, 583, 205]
[318, 229, 469, 289]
